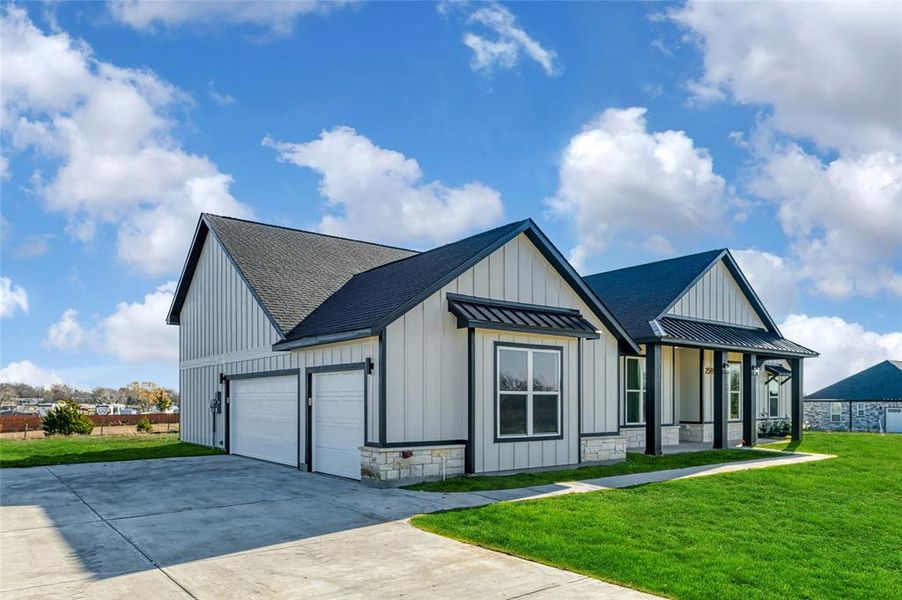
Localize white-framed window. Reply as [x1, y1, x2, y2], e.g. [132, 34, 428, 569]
[625, 356, 646, 424]
[854, 403, 866, 417]
[768, 380, 780, 418]
[830, 402, 843, 423]
[728, 362, 741, 420]
[496, 345, 562, 439]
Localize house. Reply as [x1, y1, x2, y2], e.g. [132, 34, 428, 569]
[168, 214, 815, 484]
[805, 360, 902, 433]
[582, 249, 817, 451]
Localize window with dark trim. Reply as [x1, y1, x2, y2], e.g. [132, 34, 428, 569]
[768, 380, 780, 417]
[625, 356, 645, 424]
[830, 402, 842, 423]
[727, 362, 741, 420]
[497, 345, 561, 439]
[854, 403, 866, 417]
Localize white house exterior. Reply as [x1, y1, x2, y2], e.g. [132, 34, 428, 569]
[169, 214, 814, 484]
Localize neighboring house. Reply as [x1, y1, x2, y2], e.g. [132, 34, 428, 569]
[168, 214, 815, 484]
[583, 250, 817, 451]
[805, 360, 902, 433]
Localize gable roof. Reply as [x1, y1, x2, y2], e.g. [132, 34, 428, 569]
[806, 360, 902, 401]
[275, 219, 639, 353]
[166, 214, 416, 334]
[583, 249, 779, 341]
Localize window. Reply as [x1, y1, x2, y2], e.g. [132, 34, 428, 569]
[497, 345, 561, 439]
[855, 404, 866, 417]
[625, 356, 646, 424]
[830, 402, 842, 423]
[728, 362, 741, 420]
[768, 380, 780, 418]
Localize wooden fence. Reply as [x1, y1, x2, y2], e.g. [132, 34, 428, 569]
[0, 412, 179, 433]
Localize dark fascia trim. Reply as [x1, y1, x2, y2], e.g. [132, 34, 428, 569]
[365, 439, 468, 449]
[522, 226, 640, 354]
[458, 319, 599, 339]
[633, 336, 818, 359]
[273, 328, 374, 351]
[166, 216, 208, 326]
[580, 431, 622, 438]
[493, 341, 565, 444]
[305, 362, 367, 375]
[223, 368, 300, 381]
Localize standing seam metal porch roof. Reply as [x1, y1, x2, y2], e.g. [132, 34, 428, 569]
[447, 293, 600, 339]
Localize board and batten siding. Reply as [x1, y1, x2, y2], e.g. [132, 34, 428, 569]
[177, 234, 380, 451]
[383, 233, 620, 468]
[667, 259, 765, 329]
[618, 344, 675, 426]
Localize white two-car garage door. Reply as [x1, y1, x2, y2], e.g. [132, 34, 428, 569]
[229, 374, 299, 467]
[312, 370, 365, 480]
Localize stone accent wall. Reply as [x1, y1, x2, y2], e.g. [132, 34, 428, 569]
[728, 422, 742, 441]
[679, 422, 748, 443]
[805, 401, 902, 432]
[580, 435, 626, 463]
[620, 425, 680, 448]
[359, 444, 465, 486]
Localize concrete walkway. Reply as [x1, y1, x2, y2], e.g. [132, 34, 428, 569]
[0, 449, 829, 599]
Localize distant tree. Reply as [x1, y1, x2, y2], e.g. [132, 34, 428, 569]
[42, 400, 94, 435]
[152, 387, 173, 413]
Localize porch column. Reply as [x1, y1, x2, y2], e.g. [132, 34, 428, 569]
[789, 357, 804, 442]
[645, 343, 663, 456]
[713, 350, 728, 449]
[742, 353, 758, 446]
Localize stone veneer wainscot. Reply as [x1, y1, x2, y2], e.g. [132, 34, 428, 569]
[360, 444, 465, 486]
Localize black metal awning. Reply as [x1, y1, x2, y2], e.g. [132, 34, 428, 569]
[447, 293, 599, 339]
[650, 317, 818, 358]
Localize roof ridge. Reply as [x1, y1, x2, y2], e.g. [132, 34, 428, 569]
[203, 213, 419, 254]
[586, 248, 725, 278]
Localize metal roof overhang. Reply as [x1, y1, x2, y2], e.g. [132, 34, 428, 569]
[447, 293, 600, 339]
[640, 317, 818, 359]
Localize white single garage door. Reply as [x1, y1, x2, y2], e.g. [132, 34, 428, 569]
[887, 407, 902, 433]
[230, 374, 299, 467]
[312, 370, 364, 480]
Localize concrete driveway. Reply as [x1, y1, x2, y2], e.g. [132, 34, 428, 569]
[0, 455, 653, 599]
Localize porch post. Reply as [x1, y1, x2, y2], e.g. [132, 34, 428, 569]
[789, 357, 804, 442]
[742, 353, 757, 447]
[713, 350, 728, 449]
[645, 343, 663, 456]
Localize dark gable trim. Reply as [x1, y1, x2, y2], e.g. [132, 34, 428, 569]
[493, 341, 565, 444]
[167, 215, 286, 338]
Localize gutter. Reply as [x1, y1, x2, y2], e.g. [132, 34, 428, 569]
[272, 328, 375, 351]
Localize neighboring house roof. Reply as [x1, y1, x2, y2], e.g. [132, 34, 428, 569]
[582, 249, 815, 358]
[806, 360, 902, 401]
[275, 219, 639, 352]
[167, 214, 416, 334]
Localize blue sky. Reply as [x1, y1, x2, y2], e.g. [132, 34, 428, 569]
[1, 1, 899, 392]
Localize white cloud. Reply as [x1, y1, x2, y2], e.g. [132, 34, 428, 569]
[1, 6, 253, 276]
[732, 249, 799, 323]
[0, 276, 29, 317]
[44, 308, 92, 350]
[14, 233, 53, 258]
[547, 107, 734, 270]
[455, 2, 560, 76]
[207, 80, 234, 106]
[670, 1, 901, 153]
[264, 126, 504, 247]
[108, 0, 350, 37]
[780, 314, 902, 393]
[750, 145, 901, 298]
[0, 360, 63, 387]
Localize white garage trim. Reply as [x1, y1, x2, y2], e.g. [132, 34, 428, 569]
[225, 369, 301, 467]
[306, 362, 368, 480]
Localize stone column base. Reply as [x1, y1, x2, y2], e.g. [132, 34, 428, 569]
[679, 423, 713, 443]
[580, 435, 626, 464]
[360, 444, 465, 487]
[620, 425, 681, 449]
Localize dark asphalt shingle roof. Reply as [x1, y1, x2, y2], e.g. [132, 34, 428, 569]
[806, 360, 902, 401]
[281, 220, 529, 343]
[204, 215, 416, 334]
[583, 250, 724, 340]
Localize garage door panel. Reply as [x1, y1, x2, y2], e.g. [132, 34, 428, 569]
[313, 371, 364, 480]
[231, 374, 299, 467]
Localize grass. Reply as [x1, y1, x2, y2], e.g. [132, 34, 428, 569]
[413, 433, 902, 599]
[404, 448, 778, 492]
[0, 433, 221, 468]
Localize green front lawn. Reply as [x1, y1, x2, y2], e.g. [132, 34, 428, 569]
[413, 433, 901, 599]
[405, 448, 777, 492]
[0, 433, 221, 468]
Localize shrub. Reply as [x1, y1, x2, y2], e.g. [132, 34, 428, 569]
[135, 417, 154, 433]
[42, 401, 94, 436]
